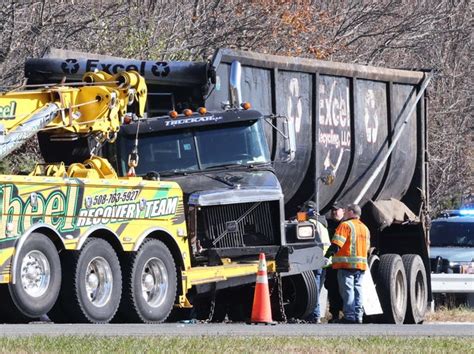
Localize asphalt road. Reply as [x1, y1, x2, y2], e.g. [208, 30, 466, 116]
[0, 323, 473, 337]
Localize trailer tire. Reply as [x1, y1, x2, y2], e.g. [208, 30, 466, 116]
[377, 254, 407, 324]
[118, 239, 176, 323]
[402, 254, 427, 324]
[280, 271, 317, 320]
[6, 233, 61, 320]
[49, 238, 122, 323]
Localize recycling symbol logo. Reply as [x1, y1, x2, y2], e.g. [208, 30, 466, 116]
[61, 59, 80, 74]
[151, 61, 170, 77]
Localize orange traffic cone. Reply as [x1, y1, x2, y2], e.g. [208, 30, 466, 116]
[249, 253, 276, 325]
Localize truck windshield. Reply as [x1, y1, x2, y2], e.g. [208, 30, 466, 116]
[119, 120, 270, 175]
[430, 220, 473, 247]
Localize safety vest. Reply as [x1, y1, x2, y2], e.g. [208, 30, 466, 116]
[331, 218, 370, 270]
[309, 219, 331, 252]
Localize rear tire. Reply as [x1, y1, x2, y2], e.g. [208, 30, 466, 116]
[280, 271, 317, 320]
[377, 254, 407, 324]
[49, 238, 122, 323]
[3, 233, 61, 322]
[118, 239, 176, 323]
[402, 254, 427, 324]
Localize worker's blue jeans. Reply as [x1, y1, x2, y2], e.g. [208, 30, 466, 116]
[308, 268, 325, 321]
[337, 269, 364, 323]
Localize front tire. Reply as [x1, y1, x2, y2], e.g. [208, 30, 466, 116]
[118, 239, 177, 323]
[3, 233, 61, 322]
[280, 271, 318, 320]
[402, 254, 427, 324]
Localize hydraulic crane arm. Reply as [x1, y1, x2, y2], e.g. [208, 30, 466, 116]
[0, 70, 147, 160]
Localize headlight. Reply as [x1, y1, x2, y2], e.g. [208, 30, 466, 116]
[297, 224, 315, 240]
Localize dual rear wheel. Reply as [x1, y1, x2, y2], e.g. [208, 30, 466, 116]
[48, 238, 176, 323]
[371, 253, 427, 324]
[49, 238, 122, 323]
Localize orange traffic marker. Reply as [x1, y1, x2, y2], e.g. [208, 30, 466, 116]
[249, 253, 276, 325]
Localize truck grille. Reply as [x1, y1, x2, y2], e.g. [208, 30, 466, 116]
[198, 201, 279, 248]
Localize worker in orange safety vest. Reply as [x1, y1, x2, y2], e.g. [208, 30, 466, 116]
[324, 204, 370, 324]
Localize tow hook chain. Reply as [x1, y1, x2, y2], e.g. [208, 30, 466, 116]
[269, 272, 287, 323]
[206, 285, 217, 322]
[276, 273, 287, 323]
[268, 272, 277, 297]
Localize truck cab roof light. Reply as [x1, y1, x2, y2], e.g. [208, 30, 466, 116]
[169, 110, 178, 119]
[241, 102, 251, 110]
[183, 109, 193, 117]
[198, 107, 207, 115]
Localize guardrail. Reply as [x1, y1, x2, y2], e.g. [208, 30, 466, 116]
[431, 274, 474, 293]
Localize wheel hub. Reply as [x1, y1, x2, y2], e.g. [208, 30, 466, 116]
[87, 273, 99, 289]
[141, 257, 168, 307]
[143, 273, 155, 292]
[85, 257, 113, 307]
[20, 251, 50, 297]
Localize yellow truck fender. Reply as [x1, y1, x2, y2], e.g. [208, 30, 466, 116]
[133, 226, 191, 269]
[132, 226, 178, 251]
[75, 225, 122, 251]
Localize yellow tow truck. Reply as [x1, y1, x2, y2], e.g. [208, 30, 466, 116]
[0, 67, 318, 324]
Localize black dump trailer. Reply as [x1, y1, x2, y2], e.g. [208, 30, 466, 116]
[208, 49, 432, 324]
[25, 48, 432, 324]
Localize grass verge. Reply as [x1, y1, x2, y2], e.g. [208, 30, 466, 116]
[0, 336, 473, 353]
[427, 306, 474, 322]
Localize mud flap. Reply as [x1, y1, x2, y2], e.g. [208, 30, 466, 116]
[363, 270, 383, 315]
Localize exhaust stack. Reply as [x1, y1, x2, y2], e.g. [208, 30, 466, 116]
[229, 60, 242, 108]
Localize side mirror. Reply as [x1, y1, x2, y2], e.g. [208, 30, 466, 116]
[282, 116, 296, 163]
[263, 114, 296, 163]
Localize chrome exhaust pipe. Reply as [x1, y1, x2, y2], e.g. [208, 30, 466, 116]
[229, 60, 242, 108]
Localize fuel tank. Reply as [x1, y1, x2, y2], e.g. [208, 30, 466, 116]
[207, 49, 429, 215]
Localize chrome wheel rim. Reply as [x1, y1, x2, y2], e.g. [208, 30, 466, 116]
[141, 257, 168, 308]
[395, 270, 405, 312]
[85, 256, 113, 307]
[415, 271, 426, 312]
[20, 250, 50, 297]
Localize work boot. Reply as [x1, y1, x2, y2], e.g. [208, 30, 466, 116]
[328, 313, 339, 323]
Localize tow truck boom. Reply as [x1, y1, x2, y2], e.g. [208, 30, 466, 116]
[0, 70, 147, 160]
